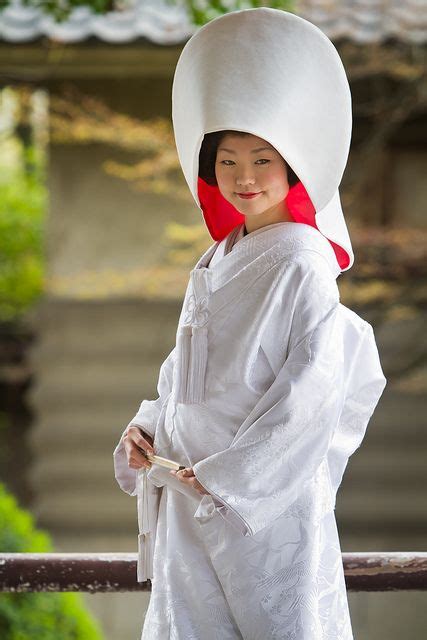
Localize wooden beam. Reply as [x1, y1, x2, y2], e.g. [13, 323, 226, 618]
[1, 552, 427, 592]
[0, 41, 183, 81]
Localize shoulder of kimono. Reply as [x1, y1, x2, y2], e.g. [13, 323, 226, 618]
[273, 247, 340, 294]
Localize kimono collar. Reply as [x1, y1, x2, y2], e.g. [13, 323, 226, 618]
[197, 221, 341, 287]
[174, 221, 339, 405]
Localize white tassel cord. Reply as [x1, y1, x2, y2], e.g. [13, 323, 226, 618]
[175, 325, 192, 404]
[137, 468, 153, 582]
[187, 325, 208, 404]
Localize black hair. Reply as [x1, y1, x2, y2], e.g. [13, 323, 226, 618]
[198, 130, 300, 187]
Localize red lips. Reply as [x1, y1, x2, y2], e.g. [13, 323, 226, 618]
[237, 192, 262, 199]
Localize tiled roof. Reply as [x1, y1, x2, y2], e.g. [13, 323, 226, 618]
[297, 0, 427, 44]
[0, 0, 195, 44]
[0, 0, 425, 45]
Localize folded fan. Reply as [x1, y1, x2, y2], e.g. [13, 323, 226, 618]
[143, 450, 186, 471]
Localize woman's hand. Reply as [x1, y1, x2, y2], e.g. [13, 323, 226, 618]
[123, 425, 154, 470]
[170, 467, 211, 496]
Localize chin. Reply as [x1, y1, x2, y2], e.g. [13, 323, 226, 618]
[237, 207, 263, 216]
[242, 211, 259, 218]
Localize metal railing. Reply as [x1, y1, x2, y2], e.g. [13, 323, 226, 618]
[1, 552, 426, 593]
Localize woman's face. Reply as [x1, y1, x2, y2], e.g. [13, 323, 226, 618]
[215, 133, 291, 224]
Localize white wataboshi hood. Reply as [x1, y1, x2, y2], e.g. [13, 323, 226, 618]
[171, 7, 354, 272]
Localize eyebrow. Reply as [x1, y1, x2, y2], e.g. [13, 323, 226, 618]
[217, 146, 273, 154]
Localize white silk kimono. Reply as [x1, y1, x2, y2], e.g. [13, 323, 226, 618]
[113, 7, 387, 639]
[113, 221, 386, 639]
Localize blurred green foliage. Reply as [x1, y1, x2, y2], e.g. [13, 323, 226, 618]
[0, 142, 46, 322]
[169, 1, 295, 26]
[0, 481, 104, 640]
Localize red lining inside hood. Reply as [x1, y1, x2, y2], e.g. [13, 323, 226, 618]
[198, 177, 350, 270]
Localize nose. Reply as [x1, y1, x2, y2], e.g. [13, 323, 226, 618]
[236, 176, 255, 187]
[235, 165, 256, 187]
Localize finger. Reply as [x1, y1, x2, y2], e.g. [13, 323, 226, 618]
[134, 435, 155, 455]
[129, 450, 152, 467]
[138, 440, 155, 456]
[138, 429, 154, 447]
[175, 470, 190, 483]
[129, 459, 151, 469]
[125, 426, 155, 454]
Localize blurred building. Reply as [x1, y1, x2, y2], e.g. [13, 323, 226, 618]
[0, 1, 426, 638]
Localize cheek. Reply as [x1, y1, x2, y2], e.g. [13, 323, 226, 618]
[215, 167, 233, 190]
[268, 168, 289, 195]
[215, 164, 225, 183]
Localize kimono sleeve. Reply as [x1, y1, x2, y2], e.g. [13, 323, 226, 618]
[327, 319, 386, 495]
[113, 345, 176, 497]
[192, 253, 346, 536]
